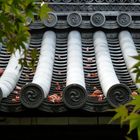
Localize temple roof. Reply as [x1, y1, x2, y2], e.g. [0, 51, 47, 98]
[0, 1, 139, 112]
[0, 29, 139, 112]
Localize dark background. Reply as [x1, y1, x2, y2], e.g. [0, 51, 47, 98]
[0, 110, 137, 140]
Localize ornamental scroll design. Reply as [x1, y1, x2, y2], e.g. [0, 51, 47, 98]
[49, 4, 140, 12]
[33, 1, 140, 29]
[63, 84, 87, 109]
[43, 12, 58, 27]
[32, 12, 139, 29]
[117, 13, 132, 27]
[20, 83, 45, 108]
[107, 84, 131, 107]
[67, 12, 82, 27]
[90, 12, 105, 27]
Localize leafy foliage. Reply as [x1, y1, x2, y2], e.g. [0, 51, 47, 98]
[109, 105, 129, 126]
[0, 0, 51, 69]
[110, 55, 140, 139]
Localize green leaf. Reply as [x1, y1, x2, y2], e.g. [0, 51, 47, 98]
[0, 0, 51, 69]
[127, 115, 140, 135]
[39, 3, 52, 21]
[127, 96, 140, 108]
[131, 55, 140, 60]
[136, 79, 140, 83]
[125, 96, 140, 114]
[109, 105, 128, 126]
[125, 113, 140, 122]
[7, 0, 13, 5]
[30, 49, 38, 59]
[137, 89, 140, 94]
[138, 127, 140, 140]
[125, 136, 133, 140]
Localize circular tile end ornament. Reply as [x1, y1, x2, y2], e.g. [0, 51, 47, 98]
[107, 84, 131, 108]
[117, 13, 132, 27]
[90, 12, 105, 27]
[63, 84, 87, 109]
[67, 12, 82, 27]
[43, 13, 57, 27]
[20, 83, 45, 109]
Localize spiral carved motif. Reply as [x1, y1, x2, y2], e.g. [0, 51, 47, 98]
[63, 84, 87, 109]
[67, 12, 82, 27]
[43, 13, 57, 27]
[20, 83, 44, 108]
[107, 84, 131, 107]
[90, 13, 105, 27]
[117, 13, 132, 27]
